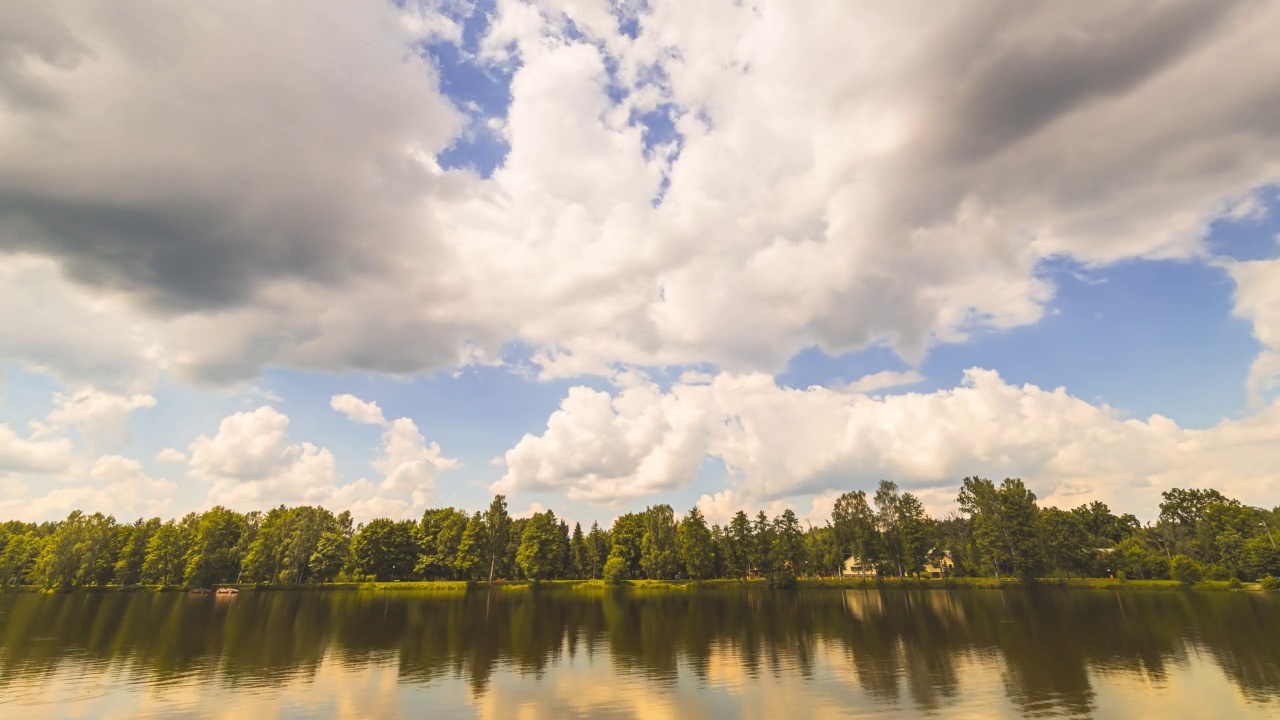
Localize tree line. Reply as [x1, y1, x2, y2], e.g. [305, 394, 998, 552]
[2, 479, 1278, 590]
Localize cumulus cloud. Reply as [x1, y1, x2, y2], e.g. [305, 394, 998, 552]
[330, 394, 388, 426]
[0, 1, 1277, 385]
[33, 386, 157, 448]
[499, 368, 1280, 518]
[840, 370, 926, 395]
[187, 405, 456, 519]
[0, 455, 176, 521]
[154, 448, 188, 463]
[1229, 258, 1280, 407]
[0, 423, 74, 473]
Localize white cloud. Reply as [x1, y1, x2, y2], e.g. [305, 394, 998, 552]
[1229, 258, 1280, 407]
[840, 370, 926, 395]
[1, 1, 1277, 386]
[500, 367, 1280, 519]
[330, 394, 387, 426]
[154, 448, 188, 463]
[0, 423, 74, 473]
[187, 405, 456, 519]
[0, 455, 176, 521]
[34, 386, 157, 448]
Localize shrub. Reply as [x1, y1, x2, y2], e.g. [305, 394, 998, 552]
[1228, 577, 1243, 589]
[1170, 555, 1203, 585]
[1261, 576, 1279, 590]
[602, 556, 628, 585]
[1206, 564, 1230, 581]
[1115, 570, 1127, 583]
[768, 570, 798, 589]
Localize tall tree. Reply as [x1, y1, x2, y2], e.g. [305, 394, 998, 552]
[114, 518, 160, 585]
[310, 511, 354, 582]
[484, 495, 511, 583]
[725, 511, 753, 580]
[455, 512, 489, 580]
[609, 512, 646, 578]
[831, 490, 879, 575]
[895, 493, 930, 577]
[769, 509, 805, 586]
[1040, 507, 1092, 578]
[569, 523, 588, 580]
[184, 506, 247, 588]
[143, 516, 195, 586]
[641, 504, 679, 579]
[585, 521, 608, 579]
[874, 480, 904, 577]
[353, 519, 419, 581]
[751, 511, 774, 578]
[677, 506, 714, 580]
[516, 510, 561, 583]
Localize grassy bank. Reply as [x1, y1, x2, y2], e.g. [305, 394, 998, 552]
[2, 577, 1271, 594]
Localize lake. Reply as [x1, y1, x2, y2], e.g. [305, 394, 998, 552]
[0, 588, 1278, 718]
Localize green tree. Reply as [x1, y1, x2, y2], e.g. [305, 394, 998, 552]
[1039, 507, 1092, 578]
[418, 508, 469, 579]
[751, 511, 775, 578]
[183, 506, 247, 588]
[142, 517, 194, 586]
[454, 511, 489, 580]
[33, 511, 120, 590]
[0, 531, 44, 586]
[309, 511, 354, 582]
[609, 512, 646, 578]
[831, 490, 878, 576]
[602, 555, 628, 584]
[1112, 536, 1168, 580]
[114, 518, 160, 585]
[724, 511, 753, 580]
[585, 521, 608, 579]
[958, 477, 1043, 582]
[874, 480, 904, 577]
[896, 493, 930, 577]
[1170, 554, 1204, 584]
[641, 504, 679, 579]
[677, 506, 714, 580]
[353, 519, 419, 581]
[569, 523, 588, 579]
[484, 495, 512, 583]
[516, 510, 561, 583]
[769, 509, 805, 587]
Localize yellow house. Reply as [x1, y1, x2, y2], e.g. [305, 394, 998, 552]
[841, 550, 954, 578]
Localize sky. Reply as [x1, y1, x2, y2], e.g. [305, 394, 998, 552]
[3, 0, 1280, 528]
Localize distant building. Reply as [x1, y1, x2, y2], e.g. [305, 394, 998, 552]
[842, 550, 954, 579]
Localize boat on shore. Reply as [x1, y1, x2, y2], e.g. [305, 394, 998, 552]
[187, 588, 211, 595]
[215, 587, 239, 596]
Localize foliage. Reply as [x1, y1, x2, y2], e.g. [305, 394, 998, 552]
[641, 505, 679, 579]
[677, 507, 714, 580]
[1170, 554, 1203, 585]
[353, 519, 419, 581]
[516, 510, 562, 583]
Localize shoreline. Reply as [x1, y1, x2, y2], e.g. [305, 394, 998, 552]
[1, 577, 1272, 594]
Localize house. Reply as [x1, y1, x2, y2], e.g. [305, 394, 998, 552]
[841, 555, 878, 578]
[841, 550, 954, 579]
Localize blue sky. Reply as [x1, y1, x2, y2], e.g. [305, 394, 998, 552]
[3, 1, 1280, 525]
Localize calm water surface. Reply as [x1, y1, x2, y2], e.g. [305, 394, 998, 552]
[1, 588, 1278, 718]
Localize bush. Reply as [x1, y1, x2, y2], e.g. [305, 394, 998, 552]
[1206, 564, 1230, 581]
[1229, 577, 1243, 589]
[1170, 555, 1203, 585]
[602, 556, 628, 585]
[1261, 576, 1279, 591]
[768, 570, 798, 589]
[1115, 570, 1127, 583]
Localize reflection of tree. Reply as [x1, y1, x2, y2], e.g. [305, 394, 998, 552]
[2, 589, 1279, 715]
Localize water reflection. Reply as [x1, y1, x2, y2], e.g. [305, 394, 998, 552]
[0, 588, 1278, 718]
